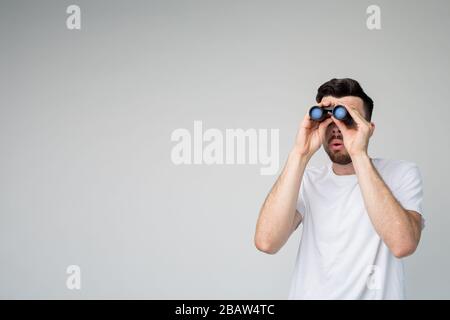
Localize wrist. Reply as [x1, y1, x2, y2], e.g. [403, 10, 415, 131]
[289, 146, 312, 164]
[350, 152, 371, 172]
[350, 151, 370, 161]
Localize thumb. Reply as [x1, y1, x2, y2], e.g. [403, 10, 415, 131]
[331, 116, 348, 135]
[317, 117, 333, 138]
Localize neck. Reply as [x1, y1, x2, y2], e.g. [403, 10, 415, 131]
[332, 161, 356, 175]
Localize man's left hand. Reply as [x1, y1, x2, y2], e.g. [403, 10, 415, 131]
[331, 105, 375, 158]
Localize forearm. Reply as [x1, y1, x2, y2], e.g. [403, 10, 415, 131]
[255, 147, 310, 253]
[352, 153, 419, 256]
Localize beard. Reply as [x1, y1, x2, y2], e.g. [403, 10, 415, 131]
[324, 145, 352, 165]
[323, 137, 352, 165]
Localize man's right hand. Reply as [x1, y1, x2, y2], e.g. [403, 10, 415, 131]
[294, 106, 333, 158]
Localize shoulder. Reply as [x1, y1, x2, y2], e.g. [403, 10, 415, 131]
[373, 158, 422, 186]
[373, 158, 420, 173]
[373, 157, 418, 170]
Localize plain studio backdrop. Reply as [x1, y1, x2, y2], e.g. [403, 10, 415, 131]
[1, 0, 449, 299]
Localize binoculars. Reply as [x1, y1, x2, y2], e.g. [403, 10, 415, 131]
[309, 105, 354, 126]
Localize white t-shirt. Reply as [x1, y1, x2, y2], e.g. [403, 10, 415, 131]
[288, 158, 424, 300]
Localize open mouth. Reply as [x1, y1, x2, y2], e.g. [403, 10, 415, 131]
[329, 139, 344, 151]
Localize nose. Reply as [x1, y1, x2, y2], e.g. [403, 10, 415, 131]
[329, 122, 341, 134]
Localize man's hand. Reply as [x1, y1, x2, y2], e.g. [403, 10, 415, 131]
[295, 107, 333, 158]
[331, 105, 375, 158]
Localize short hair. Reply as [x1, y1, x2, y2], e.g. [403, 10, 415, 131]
[316, 78, 374, 121]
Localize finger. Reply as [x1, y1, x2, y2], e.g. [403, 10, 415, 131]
[345, 106, 369, 126]
[318, 96, 332, 108]
[318, 117, 333, 140]
[318, 101, 331, 109]
[331, 115, 348, 135]
[300, 111, 316, 129]
[318, 117, 333, 133]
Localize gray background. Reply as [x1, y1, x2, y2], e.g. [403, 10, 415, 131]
[1, 0, 449, 299]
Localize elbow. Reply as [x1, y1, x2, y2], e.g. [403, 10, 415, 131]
[254, 236, 279, 255]
[391, 241, 418, 259]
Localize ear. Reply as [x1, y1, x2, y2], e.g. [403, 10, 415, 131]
[369, 122, 375, 137]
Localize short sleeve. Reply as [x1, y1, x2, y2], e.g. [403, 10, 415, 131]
[392, 163, 425, 228]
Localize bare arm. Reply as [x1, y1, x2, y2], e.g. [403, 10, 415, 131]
[352, 154, 422, 258]
[254, 149, 310, 254]
[332, 106, 422, 258]
[254, 111, 333, 254]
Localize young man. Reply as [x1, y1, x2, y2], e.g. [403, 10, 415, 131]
[254, 78, 424, 299]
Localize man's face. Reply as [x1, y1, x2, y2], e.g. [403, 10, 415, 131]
[320, 96, 368, 165]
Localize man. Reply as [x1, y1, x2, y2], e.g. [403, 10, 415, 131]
[254, 78, 424, 299]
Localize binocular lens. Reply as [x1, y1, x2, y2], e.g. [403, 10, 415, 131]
[309, 106, 325, 121]
[333, 105, 348, 120]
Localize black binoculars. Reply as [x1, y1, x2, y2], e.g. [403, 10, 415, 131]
[308, 105, 354, 126]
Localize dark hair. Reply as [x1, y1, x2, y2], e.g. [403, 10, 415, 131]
[316, 78, 374, 121]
